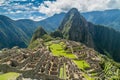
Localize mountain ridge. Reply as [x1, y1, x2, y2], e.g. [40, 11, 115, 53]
[0, 15, 29, 49]
[59, 8, 120, 62]
[0, 13, 65, 49]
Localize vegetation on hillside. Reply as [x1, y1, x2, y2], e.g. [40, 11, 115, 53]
[59, 8, 120, 62]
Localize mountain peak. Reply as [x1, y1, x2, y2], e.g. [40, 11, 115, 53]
[68, 8, 79, 14]
[0, 15, 13, 21]
[31, 27, 47, 42]
[67, 8, 80, 18]
[59, 8, 87, 31]
[58, 8, 93, 47]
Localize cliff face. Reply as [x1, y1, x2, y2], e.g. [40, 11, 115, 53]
[59, 8, 120, 62]
[59, 8, 94, 48]
[89, 24, 120, 61]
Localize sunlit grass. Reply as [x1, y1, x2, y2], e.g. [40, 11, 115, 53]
[0, 72, 20, 80]
[49, 41, 95, 80]
[82, 73, 95, 80]
[73, 60, 90, 70]
[50, 43, 76, 59]
[59, 63, 66, 79]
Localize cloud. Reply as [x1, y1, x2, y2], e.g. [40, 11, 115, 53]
[1, 0, 120, 21]
[107, 0, 120, 9]
[39, 0, 120, 16]
[29, 15, 45, 21]
[0, 0, 5, 5]
[11, 0, 27, 1]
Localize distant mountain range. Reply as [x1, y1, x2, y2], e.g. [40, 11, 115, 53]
[37, 9, 120, 31]
[82, 9, 120, 31]
[0, 13, 65, 49]
[0, 9, 120, 53]
[37, 13, 65, 32]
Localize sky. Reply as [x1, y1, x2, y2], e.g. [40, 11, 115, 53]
[0, 0, 120, 21]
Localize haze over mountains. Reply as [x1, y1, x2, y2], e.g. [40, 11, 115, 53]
[82, 9, 120, 31]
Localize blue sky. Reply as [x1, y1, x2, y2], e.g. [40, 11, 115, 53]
[0, 0, 56, 20]
[0, 0, 120, 21]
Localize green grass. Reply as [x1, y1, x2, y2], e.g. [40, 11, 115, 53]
[50, 43, 76, 59]
[60, 67, 64, 78]
[49, 41, 95, 80]
[28, 39, 41, 49]
[82, 73, 94, 80]
[73, 60, 90, 70]
[0, 72, 20, 80]
[59, 63, 66, 79]
[90, 73, 98, 76]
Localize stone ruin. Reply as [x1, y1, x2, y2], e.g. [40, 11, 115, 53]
[0, 40, 103, 80]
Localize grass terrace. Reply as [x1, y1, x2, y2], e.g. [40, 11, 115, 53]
[73, 60, 90, 70]
[0, 72, 20, 80]
[59, 63, 66, 79]
[49, 42, 76, 59]
[82, 73, 94, 80]
[48, 41, 95, 80]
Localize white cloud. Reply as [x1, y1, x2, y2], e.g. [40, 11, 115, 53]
[30, 16, 45, 21]
[39, 0, 120, 16]
[107, 0, 120, 9]
[12, 0, 27, 1]
[16, 10, 23, 13]
[0, 0, 5, 5]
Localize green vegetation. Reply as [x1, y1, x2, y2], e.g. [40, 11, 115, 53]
[49, 42, 76, 59]
[41, 34, 53, 42]
[59, 63, 66, 79]
[48, 41, 95, 80]
[0, 72, 20, 80]
[28, 39, 42, 49]
[49, 41, 90, 70]
[59, 8, 120, 62]
[47, 40, 120, 80]
[31, 27, 47, 43]
[103, 61, 120, 79]
[50, 30, 63, 38]
[73, 60, 90, 70]
[29, 34, 52, 49]
[99, 55, 120, 79]
[82, 73, 94, 80]
[0, 15, 29, 49]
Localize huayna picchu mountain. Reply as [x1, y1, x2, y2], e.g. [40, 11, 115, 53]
[59, 8, 94, 48]
[59, 8, 120, 62]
